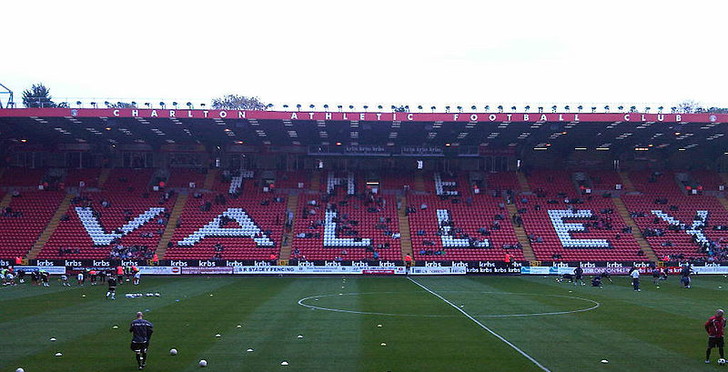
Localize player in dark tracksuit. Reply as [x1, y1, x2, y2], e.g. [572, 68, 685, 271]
[130, 312, 154, 370]
[106, 275, 117, 300]
[573, 266, 585, 286]
[705, 309, 726, 364]
[681, 265, 693, 288]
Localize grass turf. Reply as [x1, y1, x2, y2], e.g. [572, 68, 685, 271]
[1, 274, 726, 371]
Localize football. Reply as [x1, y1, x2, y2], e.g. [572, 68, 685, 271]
[16, 368, 25, 372]
[718, 358, 726, 365]
[169, 348, 178, 356]
[199, 359, 208, 367]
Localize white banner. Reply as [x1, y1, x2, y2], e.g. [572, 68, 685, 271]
[692, 266, 728, 275]
[520, 266, 575, 275]
[409, 266, 467, 275]
[233, 266, 406, 275]
[15, 266, 67, 275]
[521, 265, 728, 276]
[137, 266, 181, 275]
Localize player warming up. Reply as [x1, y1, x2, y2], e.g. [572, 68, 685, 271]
[133, 267, 141, 286]
[705, 309, 726, 364]
[130, 311, 154, 370]
[629, 267, 641, 291]
[106, 274, 117, 300]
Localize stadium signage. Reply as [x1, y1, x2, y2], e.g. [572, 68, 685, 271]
[2, 108, 724, 124]
[137, 266, 180, 275]
[67, 204, 723, 256]
[410, 266, 467, 275]
[15, 265, 67, 274]
[224, 260, 249, 267]
[232, 265, 407, 275]
[400, 146, 444, 156]
[344, 145, 387, 155]
[180, 266, 233, 275]
[76, 207, 166, 246]
[104, 111, 690, 123]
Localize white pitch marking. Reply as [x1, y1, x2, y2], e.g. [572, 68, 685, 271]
[297, 292, 599, 319]
[408, 277, 552, 372]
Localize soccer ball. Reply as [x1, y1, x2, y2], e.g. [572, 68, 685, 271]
[169, 348, 178, 356]
[16, 368, 25, 372]
[718, 358, 726, 365]
[199, 359, 208, 367]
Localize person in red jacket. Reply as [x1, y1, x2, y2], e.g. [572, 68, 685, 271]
[705, 309, 726, 363]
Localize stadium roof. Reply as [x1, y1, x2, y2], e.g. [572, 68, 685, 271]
[1, 108, 726, 155]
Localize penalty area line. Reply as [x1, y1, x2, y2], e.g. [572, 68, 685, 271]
[407, 277, 552, 372]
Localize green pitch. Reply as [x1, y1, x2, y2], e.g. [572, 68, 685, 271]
[1, 274, 726, 371]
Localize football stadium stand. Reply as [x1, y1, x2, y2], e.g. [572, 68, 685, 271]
[1, 107, 728, 267]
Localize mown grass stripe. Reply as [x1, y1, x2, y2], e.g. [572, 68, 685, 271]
[408, 276, 552, 372]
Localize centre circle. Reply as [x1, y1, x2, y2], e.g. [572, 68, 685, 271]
[298, 291, 599, 318]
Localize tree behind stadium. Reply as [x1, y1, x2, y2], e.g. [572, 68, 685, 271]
[22, 83, 57, 108]
[211, 94, 267, 110]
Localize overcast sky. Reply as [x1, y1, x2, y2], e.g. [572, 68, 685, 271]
[3, 0, 727, 110]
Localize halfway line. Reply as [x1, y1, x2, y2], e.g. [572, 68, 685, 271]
[407, 277, 552, 372]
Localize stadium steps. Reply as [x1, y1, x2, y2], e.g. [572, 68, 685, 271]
[27, 193, 75, 260]
[612, 197, 658, 261]
[203, 169, 218, 190]
[618, 172, 636, 192]
[97, 168, 112, 187]
[310, 171, 320, 192]
[278, 193, 299, 261]
[414, 173, 426, 192]
[0, 192, 13, 212]
[717, 197, 728, 213]
[156, 193, 189, 260]
[720, 173, 728, 188]
[397, 196, 413, 260]
[506, 203, 536, 261]
[517, 172, 531, 192]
